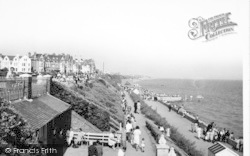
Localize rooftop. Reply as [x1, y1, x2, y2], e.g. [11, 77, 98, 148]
[12, 94, 71, 130]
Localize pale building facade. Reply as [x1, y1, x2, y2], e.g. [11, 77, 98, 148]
[0, 55, 31, 73]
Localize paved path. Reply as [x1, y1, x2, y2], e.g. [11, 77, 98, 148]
[123, 92, 156, 156]
[145, 100, 243, 156]
[64, 92, 156, 156]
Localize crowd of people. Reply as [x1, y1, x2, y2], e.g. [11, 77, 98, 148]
[121, 88, 178, 156]
[64, 82, 244, 155]
[121, 92, 144, 153]
[191, 119, 243, 152]
[124, 83, 243, 153]
[63, 89, 144, 156]
[56, 72, 93, 84]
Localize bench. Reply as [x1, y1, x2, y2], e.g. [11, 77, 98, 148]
[228, 138, 238, 150]
[71, 132, 122, 146]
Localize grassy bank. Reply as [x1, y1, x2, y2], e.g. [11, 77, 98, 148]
[71, 77, 123, 120]
[130, 93, 204, 156]
[51, 81, 111, 131]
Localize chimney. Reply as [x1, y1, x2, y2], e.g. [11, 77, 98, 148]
[23, 75, 32, 99]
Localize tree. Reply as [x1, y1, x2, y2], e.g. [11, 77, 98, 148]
[0, 68, 8, 77]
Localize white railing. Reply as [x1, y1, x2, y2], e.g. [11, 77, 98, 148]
[71, 132, 122, 146]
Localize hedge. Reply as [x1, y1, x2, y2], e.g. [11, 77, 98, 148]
[145, 120, 182, 156]
[130, 93, 204, 156]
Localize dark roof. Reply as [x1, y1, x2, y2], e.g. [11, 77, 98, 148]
[208, 143, 226, 154]
[12, 94, 71, 130]
[71, 111, 102, 133]
[125, 81, 131, 86]
[5, 55, 15, 60]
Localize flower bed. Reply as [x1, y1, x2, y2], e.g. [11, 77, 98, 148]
[130, 93, 204, 156]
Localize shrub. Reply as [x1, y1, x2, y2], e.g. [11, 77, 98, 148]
[106, 102, 115, 108]
[97, 79, 107, 87]
[130, 93, 204, 156]
[0, 99, 43, 156]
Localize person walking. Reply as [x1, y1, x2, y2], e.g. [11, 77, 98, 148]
[118, 147, 126, 156]
[125, 121, 133, 142]
[134, 101, 137, 113]
[168, 104, 172, 112]
[206, 122, 214, 133]
[210, 128, 215, 143]
[67, 128, 74, 146]
[168, 147, 177, 156]
[197, 126, 202, 139]
[96, 140, 103, 156]
[133, 126, 142, 151]
[194, 115, 199, 131]
[108, 131, 117, 149]
[140, 138, 145, 152]
[88, 141, 98, 156]
[137, 101, 141, 114]
[121, 127, 127, 148]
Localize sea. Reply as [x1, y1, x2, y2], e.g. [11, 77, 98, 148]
[137, 79, 243, 137]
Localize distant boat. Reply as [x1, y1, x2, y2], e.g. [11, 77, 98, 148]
[196, 95, 204, 102]
[196, 95, 204, 99]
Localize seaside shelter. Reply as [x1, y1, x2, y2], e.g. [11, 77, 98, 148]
[208, 142, 239, 156]
[12, 94, 72, 144]
[124, 81, 131, 86]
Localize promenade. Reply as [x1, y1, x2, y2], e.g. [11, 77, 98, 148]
[145, 100, 243, 156]
[64, 92, 156, 156]
[123, 92, 156, 156]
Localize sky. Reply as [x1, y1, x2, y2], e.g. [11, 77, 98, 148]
[0, 0, 249, 80]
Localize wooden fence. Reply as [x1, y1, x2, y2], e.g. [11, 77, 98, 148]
[0, 77, 49, 101]
[0, 89, 24, 101]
